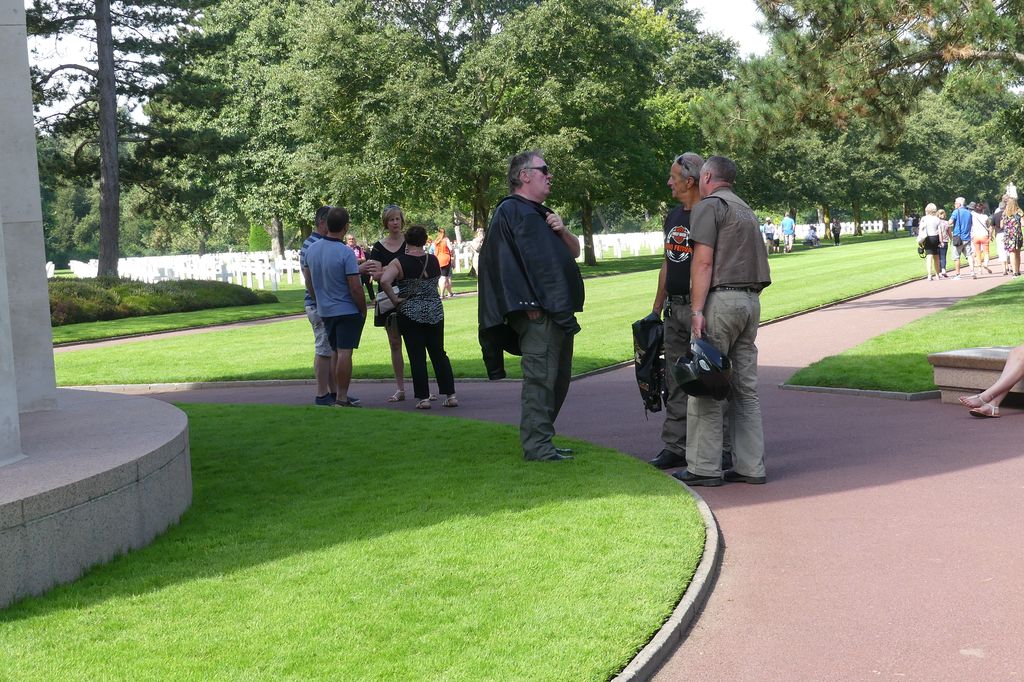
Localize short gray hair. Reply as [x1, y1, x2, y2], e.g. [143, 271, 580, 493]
[508, 149, 544, 193]
[702, 155, 737, 184]
[674, 152, 704, 181]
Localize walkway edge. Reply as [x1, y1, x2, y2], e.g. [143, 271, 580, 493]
[779, 383, 940, 401]
[613, 486, 722, 682]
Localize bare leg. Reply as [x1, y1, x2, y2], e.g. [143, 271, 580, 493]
[1013, 250, 1021, 275]
[333, 349, 354, 401]
[959, 344, 1024, 409]
[385, 321, 405, 392]
[314, 354, 335, 396]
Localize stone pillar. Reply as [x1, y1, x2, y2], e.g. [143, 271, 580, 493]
[0, 198, 23, 464]
[0, 0, 58, 417]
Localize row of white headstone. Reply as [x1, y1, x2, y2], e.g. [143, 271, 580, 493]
[63, 251, 302, 290]
[51, 220, 894, 286]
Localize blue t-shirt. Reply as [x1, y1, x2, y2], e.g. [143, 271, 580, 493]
[950, 207, 972, 240]
[304, 236, 360, 317]
[781, 216, 796, 235]
[299, 232, 324, 307]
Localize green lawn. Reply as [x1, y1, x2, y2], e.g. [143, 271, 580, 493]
[0, 404, 703, 681]
[51, 275, 482, 345]
[787, 277, 1024, 392]
[54, 236, 929, 386]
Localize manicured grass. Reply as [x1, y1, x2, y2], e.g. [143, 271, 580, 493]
[54, 236, 929, 386]
[0, 404, 704, 681]
[787, 278, 1024, 392]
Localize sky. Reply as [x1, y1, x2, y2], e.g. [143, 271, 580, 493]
[686, 0, 769, 58]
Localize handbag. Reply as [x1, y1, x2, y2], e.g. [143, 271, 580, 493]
[952, 235, 963, 247]
[373, 286, 398, 327]
[374, 287, 398, 316]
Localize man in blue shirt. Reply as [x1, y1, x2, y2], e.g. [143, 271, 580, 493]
[781, 211, 796, 252]
[304, 206, 368, 407]
[949, 196, 973, 279]
[300, 206, 336, 405]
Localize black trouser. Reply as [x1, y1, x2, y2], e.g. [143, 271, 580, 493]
[362, 274, 375, 299]
[832, 229, 840, 245]
[397, 315, 455, 399]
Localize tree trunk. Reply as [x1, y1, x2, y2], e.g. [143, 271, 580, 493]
[852, 199, 863, 236]
[882, 207, 890, 233]
[472, 174, 491, 232]
[821, 204, 830, 228]
[581, 195, 596, 266]
[267, 216, 285, 257]
[95, 0, 120, 277]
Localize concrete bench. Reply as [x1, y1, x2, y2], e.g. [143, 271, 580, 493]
[927, 347, 1023, 404]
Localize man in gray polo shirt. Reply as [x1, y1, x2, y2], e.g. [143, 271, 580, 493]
[674, 156, 771, 487]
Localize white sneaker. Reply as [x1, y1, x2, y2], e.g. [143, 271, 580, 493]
[953, 275, 962, 280]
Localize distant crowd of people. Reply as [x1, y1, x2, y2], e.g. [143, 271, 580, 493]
[914, 194, 1023, 281]
[758, 212, 841, 253]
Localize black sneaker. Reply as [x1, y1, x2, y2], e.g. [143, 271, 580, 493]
[525, 451, 574, 462]
[723, 469, 767, 485]
[672, 470, 723, 487]
[649, 449, 687, 469]
[314, 394, 334, 406]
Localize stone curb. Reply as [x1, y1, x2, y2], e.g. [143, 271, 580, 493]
[65, 377, 503, 394]
[612, 486, 722, 681]
[778, 383, 940, 401]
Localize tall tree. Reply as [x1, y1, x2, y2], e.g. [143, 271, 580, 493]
[754, 0, 1024, 140]
[28, 0, 207, 275]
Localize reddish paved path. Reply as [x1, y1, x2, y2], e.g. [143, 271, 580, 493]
[139, 272, 1023, 681]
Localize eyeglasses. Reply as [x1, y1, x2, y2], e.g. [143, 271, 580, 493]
[522, 165, 550, 175]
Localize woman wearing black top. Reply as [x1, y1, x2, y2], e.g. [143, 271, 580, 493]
[379, 225, 457, 410]
[369, 204, 408, 402]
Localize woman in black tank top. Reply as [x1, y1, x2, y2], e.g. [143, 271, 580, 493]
[368, 205, 408, 402]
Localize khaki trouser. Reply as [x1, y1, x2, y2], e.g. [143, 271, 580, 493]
[686, 290, 765, 478]
[509, 312, 574, 458]
[661, 297, 690, 456]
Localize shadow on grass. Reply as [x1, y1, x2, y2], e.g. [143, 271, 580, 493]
[0, 404, 688, 622]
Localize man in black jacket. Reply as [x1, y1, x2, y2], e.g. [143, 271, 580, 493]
[478, 149, 584, 461]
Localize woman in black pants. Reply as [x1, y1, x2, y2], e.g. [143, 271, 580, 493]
[379, 225, 457, 409]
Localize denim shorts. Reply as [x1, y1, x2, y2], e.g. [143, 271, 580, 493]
[323, 313, 365, 351]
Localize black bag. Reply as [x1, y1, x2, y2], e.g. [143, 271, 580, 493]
[952, 235, 963, 247]
[632, 312, 665, 414]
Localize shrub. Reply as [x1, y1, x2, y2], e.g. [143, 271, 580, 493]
[248, 223, 271, 252]
[49, 277, 279, 326]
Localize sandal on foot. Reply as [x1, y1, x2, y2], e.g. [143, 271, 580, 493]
[416, 399, 432, 410]
[969, 403, 1000, 418]
[387, 390, 406, 402]
[958, 394, 985, 409]
[442, 396, 458, 408]
[428, 394, 439, 401]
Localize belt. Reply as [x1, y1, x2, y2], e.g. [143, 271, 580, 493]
[711, 286, 759, 293]
[667, 294, 690, 304]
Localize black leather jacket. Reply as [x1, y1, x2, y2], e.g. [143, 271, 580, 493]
[477, 195, 585, 379]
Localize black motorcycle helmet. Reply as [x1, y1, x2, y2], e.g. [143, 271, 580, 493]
[671, 338, 733, 401]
